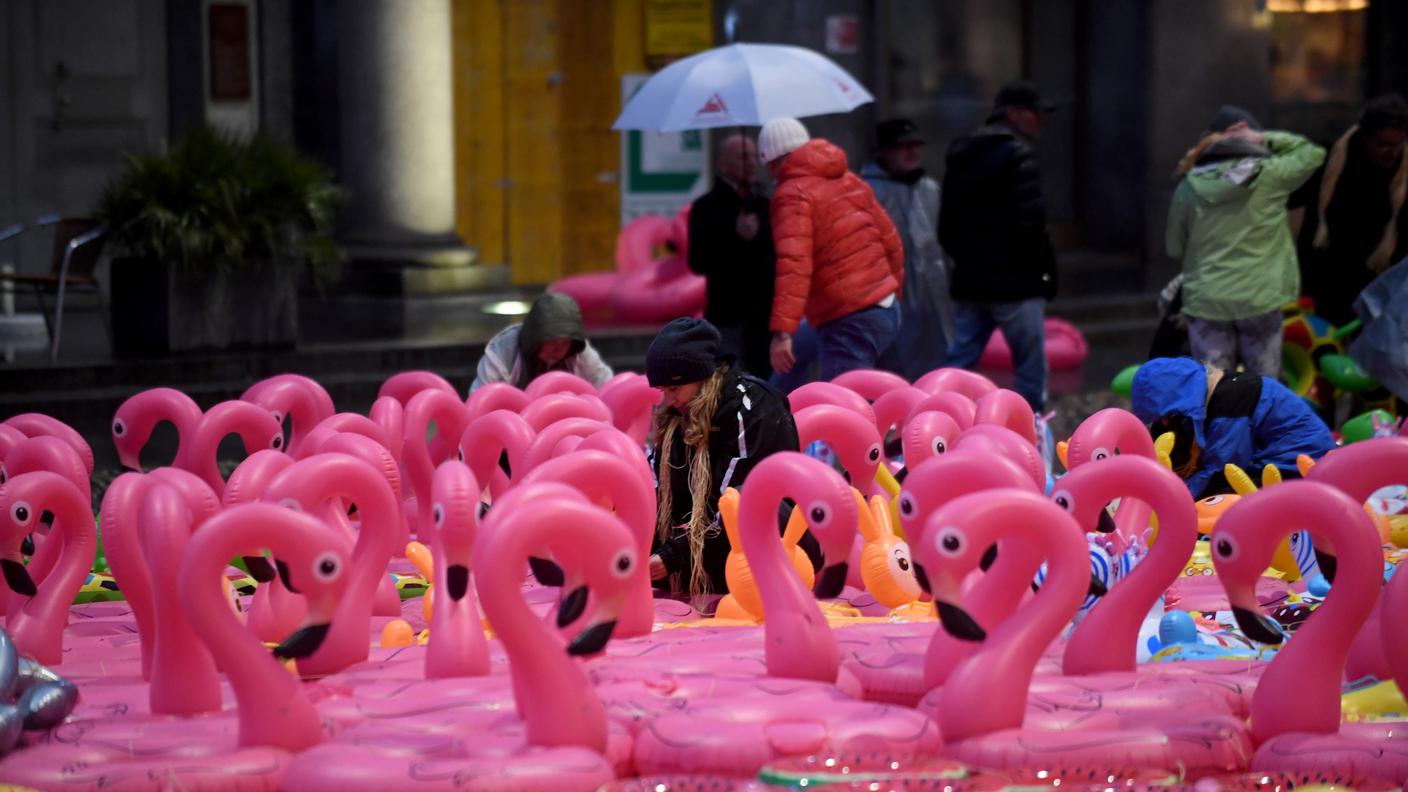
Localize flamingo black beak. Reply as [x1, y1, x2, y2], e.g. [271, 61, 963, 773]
[1095, 509, 1118, 534]
[272, 622, 331, 659]
[528, 556, 565, 587]
[244, 555, 277, 583]
[445, 564, 470, 602]
[20, 535, 34, 557]
[936, 600, 986, 642]
[979, 544, 999, 571]
[557, 585, 589, 628]
[1232, 606, 1285, 646]
[567, 619, 617, 657]
[1, 559, 36, 597]
[1314, 548, 1337, 585]
[813, 562, 848, 599]
[275, 559, 298, 593]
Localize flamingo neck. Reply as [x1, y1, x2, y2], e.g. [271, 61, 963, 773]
[942, 527, 1087, 741]
[477, 536, 606, 750]
[14, 488, 94, 661]
[185, 530, 321, 751]
[1253, 507, 1382, 741]
[924, 537, 1042, 688]
[739, 471, 838, 683]
[1065, 476, 1194, 675]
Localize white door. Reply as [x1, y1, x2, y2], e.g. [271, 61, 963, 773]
[1, 0, 167, 270]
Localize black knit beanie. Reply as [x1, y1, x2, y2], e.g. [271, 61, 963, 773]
[645, 317, 721, 387]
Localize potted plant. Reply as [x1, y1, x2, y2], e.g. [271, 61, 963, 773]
[96, 125, 343, 357]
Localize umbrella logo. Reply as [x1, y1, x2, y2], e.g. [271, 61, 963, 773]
[695, 93, 730, 118]
[836, 80, 850, 93]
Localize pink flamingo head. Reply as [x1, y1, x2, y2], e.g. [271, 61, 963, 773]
[896, 451, 1037, 543]
[0, 471, 91, 599]
[831, 368, 911, 401]
[787, 382, 877, 426]
[2, 414, 93, 474]
[914, 489, 1087, 643]
[458, 409, 536, 496]
[378, 370, 458, 406]
[739, 452, 859, 598]
[905, 391, 977, 430]
[794, 404, 883, 488]
[1210, 480, 1379, 647]
[180, 399, 286, 491]
[2, 435, 90, 503]
[430, 460, 481, 602]
[368, 396, 405, 460]
[0, 424, 27, 461]
[913, 368, 997, 400]
[295, 413, 392, 461]
[318, 432, 405, 502]
[1065, 408, 1158, 469]
[241, 374, 335, 455]
[1046, 455, 1175, 536]
[519, 393, 612, 432]
[519, 416, 608, 475]
[900, 410, 963, 469]
[525, 371, 597, 399]
[973, 388, 1037, 445]
[951, 424, 1046, 491]
[597, 374, 662, 446]
[403, 388, 473, 521]
[872, 385, 929, 440]
[111, 387, 202, 470]
[465, 382, 531, 421]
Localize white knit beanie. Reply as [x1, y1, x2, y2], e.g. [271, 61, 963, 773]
[759, 118, 810, 163]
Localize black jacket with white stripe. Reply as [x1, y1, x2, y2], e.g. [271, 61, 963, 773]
[651, 364, 800, 596]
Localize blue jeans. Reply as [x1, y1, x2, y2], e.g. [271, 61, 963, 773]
[945, 299, 1047, 411]
[816, 303, 901, 382]
[769, 320, 820, 392]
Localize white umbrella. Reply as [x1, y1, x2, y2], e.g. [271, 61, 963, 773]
[613, 43, 874, 132]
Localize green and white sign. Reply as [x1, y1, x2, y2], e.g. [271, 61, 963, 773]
[620, 74, 710, 225]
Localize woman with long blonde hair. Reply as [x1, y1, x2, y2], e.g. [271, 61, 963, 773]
[643, 318, 801, 607]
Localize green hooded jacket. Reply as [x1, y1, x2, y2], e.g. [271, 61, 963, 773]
[1167, 131, 1325, 322]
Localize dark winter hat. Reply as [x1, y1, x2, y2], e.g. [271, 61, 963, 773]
[876, 118, 924, 149]
[993, 81, 1057, 113]
[645, 317, 722, 387]
[1207, 105, 1262, 133]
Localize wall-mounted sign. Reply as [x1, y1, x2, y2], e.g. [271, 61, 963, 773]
[620, 74, 709, 225]
[209, 3, 251, 101]
[645, 0, 714, 60]
[825, 14, 859, 55]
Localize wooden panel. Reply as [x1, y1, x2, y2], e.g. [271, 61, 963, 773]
[504, 0, 564, 285]
[451, 0, 507, 266]
[557, 0, 621, 277]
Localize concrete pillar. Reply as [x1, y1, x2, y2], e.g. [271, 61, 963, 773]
[336, 0, 474, 278]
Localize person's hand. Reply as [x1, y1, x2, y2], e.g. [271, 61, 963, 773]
[735, 212, 760, 241]
[770, 334, 795, 374]
[649, 554, 668, 581]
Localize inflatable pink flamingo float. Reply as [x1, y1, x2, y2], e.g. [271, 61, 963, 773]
[1212, 480, 1408, 783]
[111, 387, 202, 470]
[261, 453, 406, 675]
[464, 381, 531, 421]
[598, 373, 662, 447]
[914, 368, 997, 400]
[524, 370, 597, 399]
[519, 392, 612, 432]
[402, 388, 472, 540]
[423, 461, 490, 679]
[242, 373, 335, 457]
[174, 399, 285, 498]
[2, 413, 94, 475]
[459, 408, 536, 500]
[972, 388, 1037, 445]
[788, 382, 877, 426]
[1, 436, 91, 606]
[898, 409, 963, 472]
[0, 502, 352, 789]
[277, 484, 641, 791]
[906, 390, 977, 430]
[1061, 408, 1161, 553]
[831, 368, 910, 402]
[1305, 436, 1408, 686]
[0, 471, 95, 664]
[368, 395, 405, 461]
[914, 491, 1252, 777]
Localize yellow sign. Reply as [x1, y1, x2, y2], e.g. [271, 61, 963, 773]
[645, 0, 714, 59]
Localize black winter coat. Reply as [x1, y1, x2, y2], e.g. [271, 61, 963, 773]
[650, 365, 800, 596]
[938, 123, 1058, 302]
[687, 178, 777, 328]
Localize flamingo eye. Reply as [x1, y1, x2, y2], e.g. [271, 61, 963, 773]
[457, 449, 465, 462]
[931, 436, 948, 456]
[272, 411, 283, 423]
[312, 551, 342, 583]
[807, 501, 832, 527]
[936, 528, 964, 558]
[112, 418, 127, 436]
[611, 549, 637, 579]
[432, 503, 444, 526]
[271, 434, 284, 450]
[867, 444, 882, 463]
[279, 498, 302, 512]
[1213, 535, 1239, 561]
[898, 493, 916, 518]
[1052, 489, 1076, 513]
[0, 466, 6, 485]
[1091, 447, 1111, 462]
[9, 501, 33, 527]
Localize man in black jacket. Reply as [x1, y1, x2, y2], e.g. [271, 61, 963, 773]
[688, 133, 777, 379]
[939, 81, 1059, 412]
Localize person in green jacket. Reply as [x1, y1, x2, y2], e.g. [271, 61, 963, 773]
[1166, 106, 1325, 378]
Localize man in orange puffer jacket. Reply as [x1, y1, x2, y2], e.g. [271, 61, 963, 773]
[759, 117, 905, 381]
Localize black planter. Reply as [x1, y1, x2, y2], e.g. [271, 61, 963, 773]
[110, 258, 298, 357]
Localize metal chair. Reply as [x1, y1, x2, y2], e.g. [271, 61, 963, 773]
[0, 216, 109, 361]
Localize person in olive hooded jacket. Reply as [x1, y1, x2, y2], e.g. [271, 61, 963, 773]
[1166, 106, 1325, 378]
[470, 292, 614, 393]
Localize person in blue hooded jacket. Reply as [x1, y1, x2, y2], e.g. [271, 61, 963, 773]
[1131, 357, 1335, 498]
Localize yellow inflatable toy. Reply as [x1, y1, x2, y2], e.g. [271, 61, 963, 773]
[857, 492, 923, 609]
[1341, 679, 1408, 722]
[714, 487, 815, 622]
[1224, 463, 1303, 580]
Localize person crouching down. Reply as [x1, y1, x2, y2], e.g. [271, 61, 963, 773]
[1131, 356, 1336, 498]
[645, 317, 802, 608]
